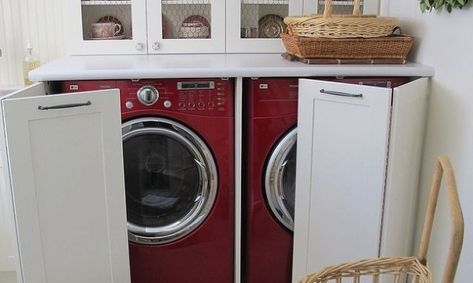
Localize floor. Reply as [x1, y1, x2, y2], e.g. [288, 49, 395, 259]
[0, 271, 17, 283]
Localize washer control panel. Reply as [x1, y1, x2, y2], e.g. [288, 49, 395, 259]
[125, 78, 233, 116]
[61, 78, 233, 117]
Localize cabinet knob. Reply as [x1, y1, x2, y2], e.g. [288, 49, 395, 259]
[135, 43, 145, 51]
[152, 42, 160, 51]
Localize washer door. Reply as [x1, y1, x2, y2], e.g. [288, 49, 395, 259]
[265, 128, 297, 231]
[122, 117, 217, 244]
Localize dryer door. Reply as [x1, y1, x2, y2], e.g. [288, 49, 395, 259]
[122, 117, 218, 244]
[265, 128, 297, 231]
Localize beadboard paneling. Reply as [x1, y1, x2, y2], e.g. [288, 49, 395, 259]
[0, 0, 67, 86]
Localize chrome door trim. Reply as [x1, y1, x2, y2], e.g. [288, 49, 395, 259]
[265, 128, 297, 231]
[122, 117, 218, 244]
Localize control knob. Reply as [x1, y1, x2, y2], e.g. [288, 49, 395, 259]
[137, 86, 159, 106]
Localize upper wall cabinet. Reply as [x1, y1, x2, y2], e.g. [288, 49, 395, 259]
[70, 0, 148, 55]
[69, 0, 379, 55]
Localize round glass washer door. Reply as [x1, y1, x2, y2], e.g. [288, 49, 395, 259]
[122, 117, 217, 244]
[265, 128, 297, 231]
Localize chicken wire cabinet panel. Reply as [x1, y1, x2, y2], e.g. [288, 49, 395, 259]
[147, 0, 225, 53]
[226, 0, 302, 53]
[69, 0, 147, 55]
[0, 84, 130, 283]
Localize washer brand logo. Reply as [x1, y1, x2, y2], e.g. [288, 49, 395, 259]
[259, 84, 269, 89]
[69, 85, 79, 91]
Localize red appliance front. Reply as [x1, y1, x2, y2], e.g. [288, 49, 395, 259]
[245, 78, 298, 283]
[62, 79, 234, 283]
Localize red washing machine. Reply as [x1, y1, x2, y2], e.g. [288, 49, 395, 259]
[62, 78, 234, 283]
[243, 77, 410, 283]
[244, 78, 299, 283]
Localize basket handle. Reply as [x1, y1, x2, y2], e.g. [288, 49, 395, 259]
[417, 155, 464, 283]
[322, 0, 362, 18]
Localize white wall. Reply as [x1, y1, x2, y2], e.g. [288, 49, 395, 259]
[0, 0, 66, 86]
[384, 2, 472, 282]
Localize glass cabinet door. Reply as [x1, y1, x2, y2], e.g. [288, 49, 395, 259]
[69, 0, 147, 55]
[226, 0, 302, 53]
[147, 0, 225, 53]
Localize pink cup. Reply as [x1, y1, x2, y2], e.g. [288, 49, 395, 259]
[89, 22, 122, 39]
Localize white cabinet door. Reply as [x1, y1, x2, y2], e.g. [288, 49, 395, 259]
[381, 78, 429, 257]
[0, 84, 130, 283]
[0, 149, 16, 273]
[292, 79, 391, 282]
[68, 0, 148, 55]
[226, 0, 303, 53]
[147, 0, 226, 53]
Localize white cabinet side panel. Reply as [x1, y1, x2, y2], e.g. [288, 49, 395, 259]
[381, 78, 429, 257]
[3, 89, 129, 283]
[293, 79, 392, 282]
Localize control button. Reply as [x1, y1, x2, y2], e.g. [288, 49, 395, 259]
[137, 85, 159, 106]
[125, 101, 134, 109]
[163, 100, 172, 108]
[188, 102, 196, 108]
[217, 102, 224, 106]
[198, 102, 205, 108]
[208, 102, 215, 108]
[178, 102, 186, 109]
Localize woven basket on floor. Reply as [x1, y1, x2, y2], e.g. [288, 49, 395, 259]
[284, 0, 399, 38]
[281, 32, 414, 61]
[300, 156, 464, 283]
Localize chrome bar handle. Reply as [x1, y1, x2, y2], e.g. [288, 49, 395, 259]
[320, 89, 363, 98]
[38, 101, 92, 110]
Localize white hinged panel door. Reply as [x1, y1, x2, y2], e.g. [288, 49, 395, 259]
[1, 84, 130, 283]
[381, 78, 429, 257]
[292, 79, 392, 282]
[69, 0, 148, 55]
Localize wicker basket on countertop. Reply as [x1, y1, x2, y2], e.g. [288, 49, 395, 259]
[281, 32, 414, 63]
[284, 0, 399, 39]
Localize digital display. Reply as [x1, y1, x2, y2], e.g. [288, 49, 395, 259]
[177, 81, 215, 90]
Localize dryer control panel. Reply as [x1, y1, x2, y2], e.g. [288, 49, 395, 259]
[61, 78, 234, 117]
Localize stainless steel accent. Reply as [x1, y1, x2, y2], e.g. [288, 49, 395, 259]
[125, 101, 134, 109]
[320, 89, 363, 98]
[152, 42, 160, 50]
[135, 42, 145, 51]
[122, 117, 218, 245]
[38, 101, 92, 110]
[177, 81, 215, 90]
[163, 100, 172, 108]
[265, 128, 297, 231]
[137, 85, 159, 106]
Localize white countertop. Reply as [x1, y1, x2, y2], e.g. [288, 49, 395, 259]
[29, 54, 434, 81]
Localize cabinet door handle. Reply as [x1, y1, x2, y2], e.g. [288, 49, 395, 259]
[320, 89, 363, 98]
[38, 101, 92, 110]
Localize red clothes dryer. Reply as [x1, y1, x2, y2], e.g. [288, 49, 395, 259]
[244, 78, 299, 283]
[62, 78, 234, 283]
